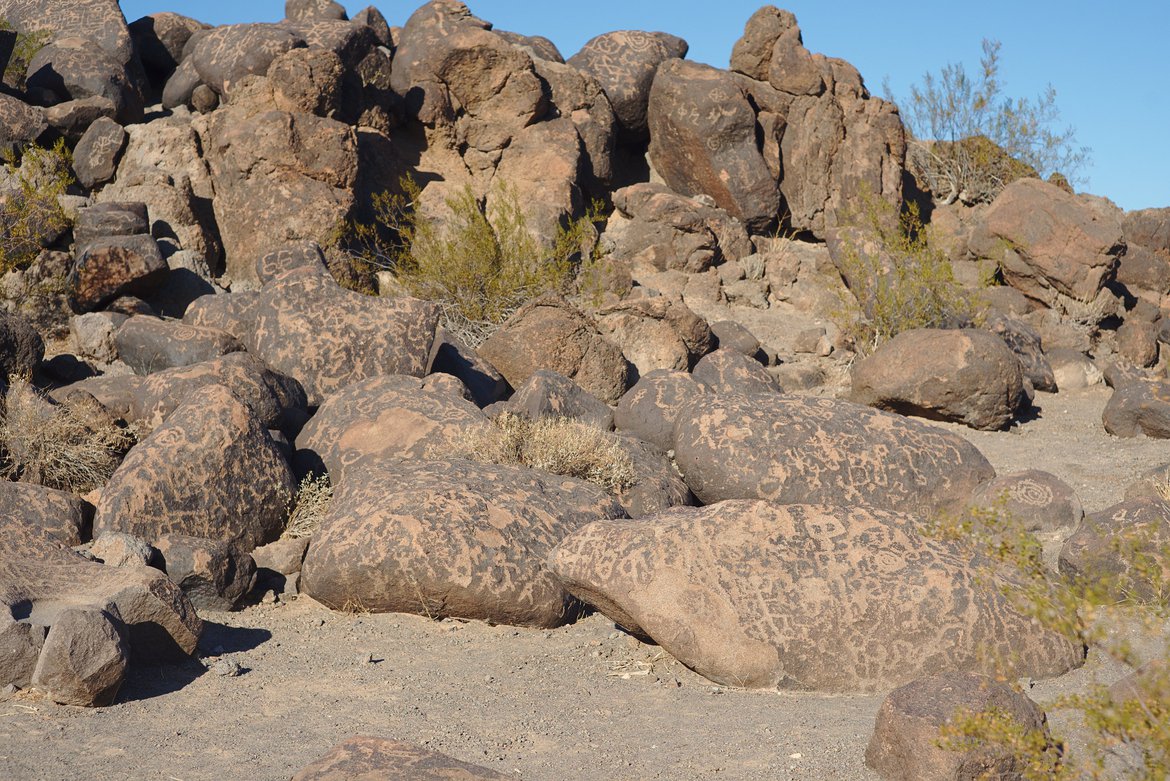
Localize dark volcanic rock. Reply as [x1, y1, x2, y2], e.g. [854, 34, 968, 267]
[292, 737, 509, 781]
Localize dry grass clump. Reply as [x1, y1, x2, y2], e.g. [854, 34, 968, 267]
[444, 413, 636, 492]
[283, 473, 333, 539]
[0, 377, 134, 493]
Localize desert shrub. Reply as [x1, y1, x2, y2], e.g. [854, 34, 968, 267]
[283, 473, 333, 539]
[927, 500, 1170, 779]
[831, 187, 980, 354]
[440, 412, 636, 492]
[0, 139, 74, 273]
[0, 21, 51, 91]
[0, 376, 135, 492]
[889, 39, 1090, 205]
[337, 177, 605, 347]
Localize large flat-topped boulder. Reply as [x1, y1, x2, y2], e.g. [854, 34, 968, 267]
[672, 394, 995, 514]
[245, 272, 441, 406]
[549, 501, 1081, 692]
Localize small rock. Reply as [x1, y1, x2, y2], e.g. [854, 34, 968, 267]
[210, 658, 242, 677]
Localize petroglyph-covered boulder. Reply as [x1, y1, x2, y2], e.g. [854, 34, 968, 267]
[612, 435, 695, 519]
[301, 458, 627, 627]
[866, 673, 1052, 781]
[0, 94, 46, 153]
[568, 29, 687, 140]
[0, 483, 92, 546]
[0, 0, 134, 63]
[969, 470, 1083, 534]
[295, 375, 486, 479]
[94, 384, 295, 551]
[69, 234, 168, 313]
[504, 370, 613, 431]
[478, 295, 632, 406]
[25, 37, 142, 124]
[692, 347, 777, 396]
[183, 23, 306, 96]
[1102, 379, 1170, 438]
[292, 737, 509, 781]
[255, 240, 330, 285]
[647, 59, 780, 232]
[549, 501, 1082, 691]
[246, 272, 440, 406]
[58, 352, 307, 434]
[72, 116, 125, 189]
[155, 534, 256, 611]
[1059, 498, 1170, 602]
[672, 394, 995, 514]
[849, 329, 1029, 431]
[114, 316, 243, 375]
[594, 295, 714, 377]
[614, 369, 706, 452]
[0, 517, 201, 699]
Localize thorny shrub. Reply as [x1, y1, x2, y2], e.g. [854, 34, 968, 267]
[0, 139, 74, 273]
[283, 473, 333, 539]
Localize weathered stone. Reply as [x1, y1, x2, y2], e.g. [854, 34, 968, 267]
[268, 46, 343, 117]
[429, 331, 510, 409]
[866, 673, 1051, 781]
[295, 374, 486, 479]
[93, 384, 295, 551]
[44, 96, 118, 140]
[1123, 207, 1170, 254]
[970, 470, 1084, 534]
[614, 369, 706, 452]
[59, 351, 307, 434]
[1048, 348, 1102, 390]
[251, 536, 308, 576]
[292, 737, 509, 781]
[25, 37, 142, 124]
[970, 179, 1125, 304]
[72, 117, 126, 189]
[850, 329, 1028, 431]
[156, 534, 256, 611]
[647, 59, 779, 232]
[128, 12, 209, 90]
[549, 501, 1080, 691]
[612, 435, 694, 519]
[69, 234, 168, 313]
[1117, 320, 1159, 368]
[505, 370, 613, 431]
[89, 531, 157, 568]
[0, 483, 91, 546]
[984, 314, 1056, 393]
[246, 272, 440, 406]
[0, 311, 44, 377]
[479, 295, 632, 405]
[30, 606, 127, 707]
[1102, 380, 1170, 438]
[285, 0, 347, 22]
[692, 347, 778, 396]
[1060, 498, 1170, 603]
[255, 241, 330, 285]
[672, 393, 995, 514]
[568, 30, 687, 140]
[0, 0, 134, 64]
[114, 316, 243, 375]
[0, 94, 46, 154]
[183, 291, 259, 337]
[594, 295, 713, 378]
[196, 105, 356, 283]
[532, 57, 615, 188]
[184, 24, 305, 96]
[1115, 243, 1170, 307]
[489, 117, 584, 246]
[301, 457, 626, 627]
[74, 202, 149, 251]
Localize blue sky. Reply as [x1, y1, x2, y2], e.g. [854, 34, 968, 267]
[120, 0, 1168, 211]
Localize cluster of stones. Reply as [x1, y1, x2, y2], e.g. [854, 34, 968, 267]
[0, 1, 1166, 778]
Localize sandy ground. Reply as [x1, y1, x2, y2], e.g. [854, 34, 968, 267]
[0, 386, 1165, 781]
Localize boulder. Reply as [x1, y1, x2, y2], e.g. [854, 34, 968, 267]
[612, 436, 694, 519]
[195, 105, 356, 283]
[1059, 498, 1170, 603]
[429, 331, 510, 408]
[156, 534, 256, 612]
[295, 375, 486, 479]
[30, 606, 127, 707]
[548, 501, 1080, 691]
[1115, 243, 1170, 307]
[25, 37, 142, 124]
[647, 59, 779, 232]
[301, 458, 627, 627]
[866, 673, 1051, 781]
[0, 94, 46, 154]
[984, 314, 1056, 393]
[672, 393, 995, 514]
[183, 23, 305, 96]
[594, 296, 713, 377]
[128, 12, 209, 90]
[532, 57, 616, 189]
[505, 370, 613, 431]
[57, 351, 308, 434]
[0, 0, 134, 64]
[89, 531, 158, 568]
[183, 291, 260, 337]
[68, 234, 168, 313]
[1048, 348, 1102, 390]
[603, 183, 753, 273]
[292, 737, 509, 781]
[567, 30, 687, 141]
[692, 347, 778, 396]
[0, 483, 91, 546]
[0, 311, 45, 378]
[0, 516, 201, 679]
[267, 46, 344, 117]
[1102, 380, 1170, 438]
[1123, 207, 1170, 254]
[969, 470, 1084, 534]
[614, 369, 706, 452]
[850, 329, 1028, 431]
[730, 9, 905, 237]
[1117, 320, 1159, 368]
[285, 0, 347, 22]
[72, 117, 126, 189]
[73, 202, 149, 251]
[255, 241, 330, 284]
[93, 384, 295, 551]
[246, 272, 440, 406]
[114, 316, 243, 375]
[969, 179, 1124, 304]
[478, 295, 633, 405]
